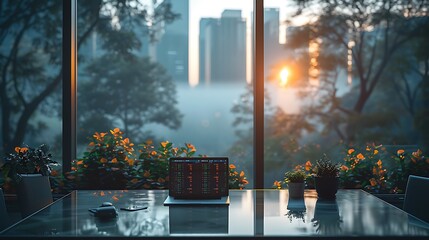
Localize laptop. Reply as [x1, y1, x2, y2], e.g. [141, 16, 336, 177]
[163, 157, 230, 205]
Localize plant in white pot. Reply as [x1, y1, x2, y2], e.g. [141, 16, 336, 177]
[1, 144, 59, 217]
[285, 169, 307, 198]
[314, 154, 340, 200]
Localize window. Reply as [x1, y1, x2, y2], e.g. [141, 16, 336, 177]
[0, 1, 63, 168]
[76, 0, 254, 187]
[264, 0, 429, 190]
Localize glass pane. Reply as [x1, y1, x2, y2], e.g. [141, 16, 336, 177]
[0, 0, 63, 189]
[264, 0, 429, 193]
[77, 0, 253, 189]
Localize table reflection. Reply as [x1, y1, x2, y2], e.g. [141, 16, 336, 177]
[286, 198, 306, 223]
[311, 199, 342, 235]
[169, 206, 228, 234]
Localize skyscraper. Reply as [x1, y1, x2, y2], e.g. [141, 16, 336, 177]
[199, 10, 246, 84]
[153, 0, 189, 83]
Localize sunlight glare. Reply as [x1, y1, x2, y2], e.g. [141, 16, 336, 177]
[280, 67, 289, 87]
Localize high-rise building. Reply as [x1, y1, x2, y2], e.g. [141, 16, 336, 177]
[153, 0, 189, 83]
[199, 10, 246, 84]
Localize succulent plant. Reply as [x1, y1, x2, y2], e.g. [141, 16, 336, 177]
[315, 154, 340, 178]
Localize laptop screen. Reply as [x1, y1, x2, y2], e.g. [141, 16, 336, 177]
[169, 157, 229, 199]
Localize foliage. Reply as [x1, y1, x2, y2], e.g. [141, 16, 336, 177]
[1, 144, 59, 185]
[67, 128, 138, 189]
[314, 154, 340, 178]
[285, 169, 307, 183]
[284, 0, 429, 145]
[134, 140, 197, 189]
[228, 164, 249, 190]
[388, 148, 429, 193]
[64, 128, 249, 190]
[273, 145, 429, 194]
[339, 144, 388, 193]
[78, 56, 182, 144]
[0, 0, 179, 156]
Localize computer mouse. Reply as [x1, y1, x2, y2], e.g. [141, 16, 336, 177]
[100, 202, 113, 207]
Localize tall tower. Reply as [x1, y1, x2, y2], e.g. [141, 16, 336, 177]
[199, 10, 246, 84]
[154, 0, 189, 83]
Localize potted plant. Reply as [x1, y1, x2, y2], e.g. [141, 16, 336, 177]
[284, 169, 306, 198]
[1, 144, 59, 216]
[314, 154, 340, 200]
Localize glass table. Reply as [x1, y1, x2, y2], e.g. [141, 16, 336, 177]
[1, 189, 428, 238]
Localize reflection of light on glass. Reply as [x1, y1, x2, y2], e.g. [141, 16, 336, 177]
[309, 40, 320, 86]
[279, 67, 289, 87]
[347, 40, 355, 85]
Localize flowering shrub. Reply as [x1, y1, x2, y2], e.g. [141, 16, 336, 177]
[137, 140, 249, 190]
[273, 145, 428, 194]
[64, 128, 249, 190]
[339, 144, 388, 193]
[388, 148, 429, 193]
[134, 140, 197, 189]
[228, 164, 249, 189]
[67, 128, 138, 189]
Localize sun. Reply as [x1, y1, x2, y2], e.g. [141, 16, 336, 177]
[279, 67, 289, 87]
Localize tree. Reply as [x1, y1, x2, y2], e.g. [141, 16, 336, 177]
[78, 55, 182, 144]
[0, 0, 179, 156]
[287, 0, 429, 144]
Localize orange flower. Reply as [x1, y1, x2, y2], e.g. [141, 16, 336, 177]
[373, 149, 379, 155]
[397, 149, 405, 155]
[131, 178, 139, 184]
[186, 143, 196, 152]
[412, 149, 422, 159]
[88, 142, 95, 147]
[77, 160, 84, 165]
[150, 151, 157, 156]
[111, 158, 118, 163]
[158, 177, 165, 183]
[229, 164, 236, 169]
[100, 158, 107, 163]
[127, 159, 134, 166]
[341, 165, 349, 171]
[14, 147, 21, 153]
[145, 139, 153, 145]
[20, 147, 28, 153]
[366, 146, 371, 151]
[305, 161, 312, 171]
[51, 170, 58, 177]
[273, 180, 282, 189]
[377, 160, 382, 167]
[369, 178, 377, 187]
[348, 149, 355, 155]
[161, 141, 169, 148]
[356, 153, 365, 160]
[240, 171, 245, 177]
[143, 170, 151, 178]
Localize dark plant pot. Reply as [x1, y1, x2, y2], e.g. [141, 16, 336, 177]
[17, 174, 53, 217]
[288, 182, 305, 199]
[315, 177, 339, 200]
